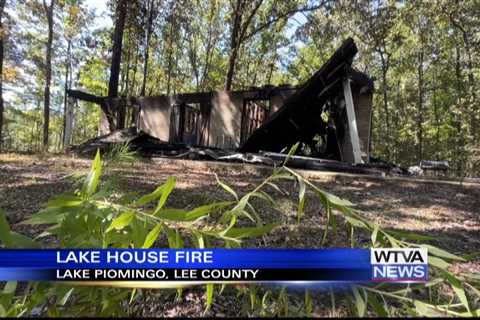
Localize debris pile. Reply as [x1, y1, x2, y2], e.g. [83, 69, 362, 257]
[72, 128, 409, 176]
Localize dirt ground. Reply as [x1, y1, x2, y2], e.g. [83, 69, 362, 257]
[1, 153, 479, 317]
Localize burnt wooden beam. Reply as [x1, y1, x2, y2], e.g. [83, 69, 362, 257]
[66, 89, 105, 105]
[240, 38, 358, 153]
[342, 77, 363, 164]
[67, 89, 118, 132]
[260, 152, 385, 176]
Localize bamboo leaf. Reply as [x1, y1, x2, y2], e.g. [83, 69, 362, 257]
[371, 224, 379, 246]
[167, 228, 183, 249]
[421, 244, 465, 261]
[323, 191, 354, 207]
[20, 208, 66, 225]
[351, 286, 366, 317]
[193, 231, 205, 249]
[249, 285, 257, 310]
[154, 177, 176, 213]
[142, 224, 163, 248]
[204, 284, 214, 314]
[136, 185, 165, 206]
[219, 215, 237, 237]
[224, 224, 277, 239]
[158, 202, 233, 221]
[282, 142, 299, 166]
[382, 232, 400, 248]
[266, 182, 284, 194]
[387, 230, 435, 241]
[130, 218, 147, 248]
[47, 195, 83, 208]
[240, 209, 256, 223]
[106, 211, 134, 232]
[82, 149, 102, 197]
[305, 289, 313, 316]
[442, 270, 471, 313]
[231, 196, 249, 215]
[344, 215, 369, 229]
[250, 191, 275, 205]
[414, 300, 445, 317]
[297, 178, 306, 222]
[459, 309, 480, 317]
[246, 202, 263, 225]
[215, 174, 238, 200]
[367, 293, 388, 317]
[58, 288, 74, 306]
[429, 256, 451, 270]
[3, 281, 17, 294]
[129, 289, 137, 305]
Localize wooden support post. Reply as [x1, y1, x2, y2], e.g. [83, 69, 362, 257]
[343, 77, 363, 164]
[63, 96, 74, 147]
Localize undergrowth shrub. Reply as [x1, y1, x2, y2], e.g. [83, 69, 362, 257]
[0, 144, 478, 317]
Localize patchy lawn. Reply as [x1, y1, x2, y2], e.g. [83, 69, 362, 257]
[0, 153, 479, 317]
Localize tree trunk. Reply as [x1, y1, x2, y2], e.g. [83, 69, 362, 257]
[0, 0, 6, 151]
[460, 30, 477, 142]
[120, 36, 129, 95]
[63, 40, 72, 147]
[449, 6, 477, 139]
[224, 0, 243, 91]
[379, 51, 390, 160]
[108, 0, 127, 97]
[141, 0, 154, 96]
[42, 0, 55, 150]
[166, 31, 173, 96]
[224, 46, 239, 91]
[454, 41, 465, 174]
[417, 46, 424, 162]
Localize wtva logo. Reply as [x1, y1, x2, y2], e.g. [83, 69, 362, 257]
[371, 248, 428, 283]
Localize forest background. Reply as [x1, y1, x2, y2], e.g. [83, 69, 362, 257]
[0, 0, 478, 176]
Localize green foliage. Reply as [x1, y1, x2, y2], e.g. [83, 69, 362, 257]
[290, 0, 480, 176]
[0, 149, 479, 317]
[3, 0, 479, 177]
[103, 142, 139, 166]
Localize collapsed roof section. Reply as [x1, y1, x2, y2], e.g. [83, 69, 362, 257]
[68, 38, 374, 167]
[241, 38, 374, 164]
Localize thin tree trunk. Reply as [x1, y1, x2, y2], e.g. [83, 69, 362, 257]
[454, 41, 464, 174]
[417, 46, 424, 161]
[224, 0, 243, 91]
[460, 30, 477, 142]
[166, 26, 173, 96]
[120, 38, 128, 94]
[62, 40, 71, 147]
[42, 0, 55, 150]
[379, 51, 390, 160]
[200, 2, 218, 91]
[433, 71, 440, 159]
[449, 9, 477, 138]
[131, 45, 139, 96]
[141, 0, 154, 96]
[0, 0, 5, 151]
[122, 37, 131, 96]
[108, 0, 127, 97]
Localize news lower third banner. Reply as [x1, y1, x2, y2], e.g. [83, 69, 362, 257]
[0, 248, 428, 284]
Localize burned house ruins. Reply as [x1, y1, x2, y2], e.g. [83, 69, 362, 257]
[70, 38, 386, 174]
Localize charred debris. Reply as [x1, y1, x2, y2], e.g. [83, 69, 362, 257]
[69, 38, 408, 176]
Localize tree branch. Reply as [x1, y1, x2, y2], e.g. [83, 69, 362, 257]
[242, 1, 332, 42]
[238, 0, 264, 45]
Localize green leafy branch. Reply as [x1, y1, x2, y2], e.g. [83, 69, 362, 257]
[0, 146, 478, 317]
